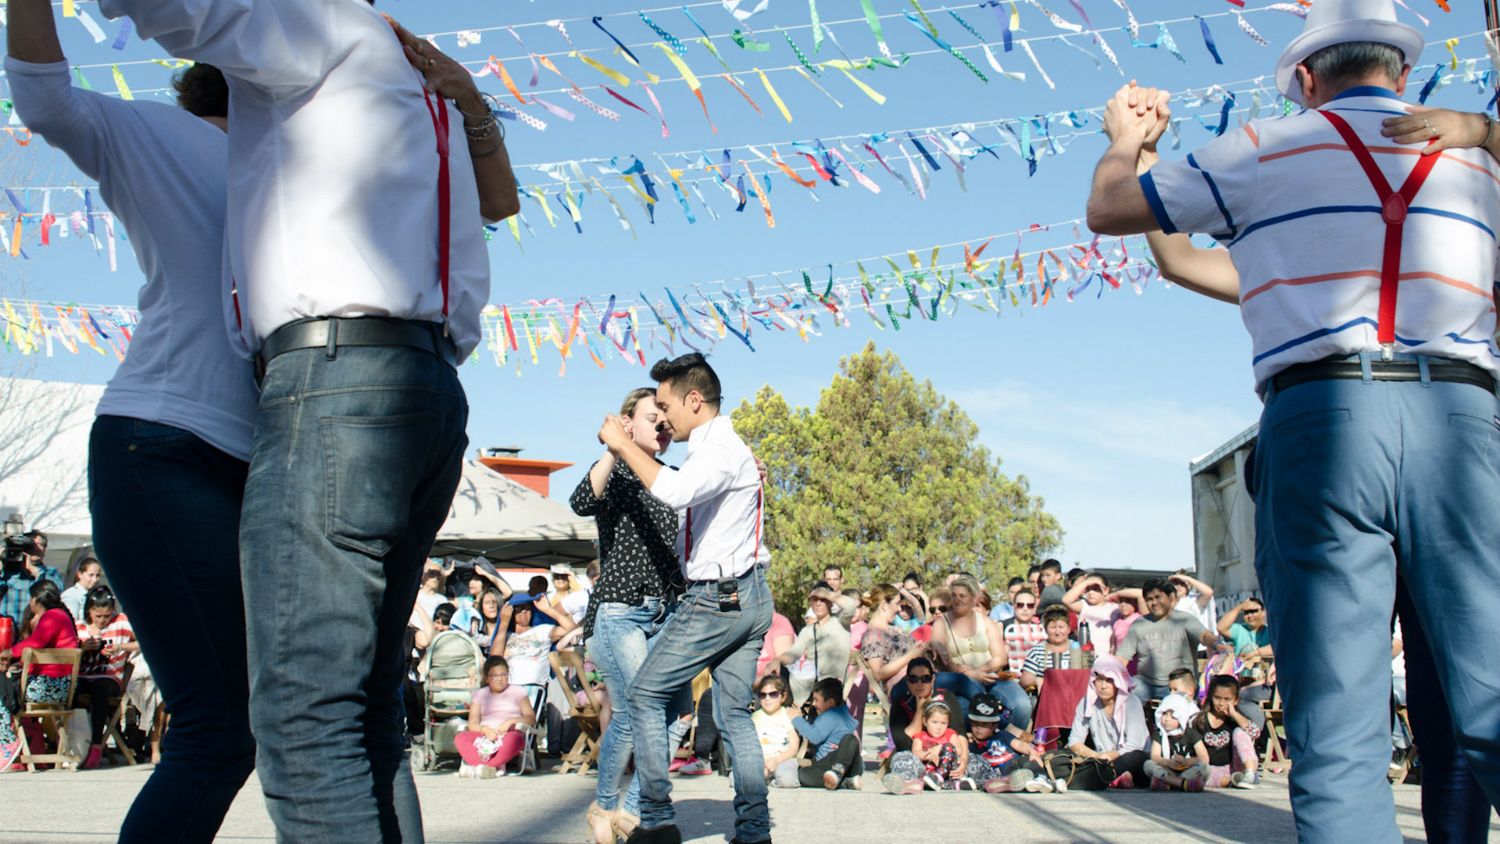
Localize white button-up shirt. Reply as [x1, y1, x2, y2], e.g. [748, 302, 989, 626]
[648, 416, 768, 582]
[97, 0, 491, 360]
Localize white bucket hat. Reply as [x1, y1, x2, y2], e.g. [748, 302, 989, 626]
[1275, 0, 1424, 104]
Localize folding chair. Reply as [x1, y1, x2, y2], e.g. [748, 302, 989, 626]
[1261, 685, 1291, 775]
[16, 648, 83, 772]
[74, 661, 138, 766]
[1388, 704, 1415, 784]
[509, 683, 547, 775]
[549, 650, 605, 776]
[1031, 668, 1091, 752]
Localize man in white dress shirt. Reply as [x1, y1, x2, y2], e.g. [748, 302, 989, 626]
[600, 354, 774, 844]
[94, 1, 508, 840]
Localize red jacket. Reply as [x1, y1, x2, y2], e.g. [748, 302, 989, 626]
[9, 608, 80, 678]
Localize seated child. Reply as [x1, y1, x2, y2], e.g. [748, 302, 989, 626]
[1196, 675, 1262, 789]
[1144, 693, 1209, 792]
[963, 694, 1050, 794]
[753, 674, 804, 788]
[455, 656, 536, 778]
[792, 677, 862, 790]
[913, 700, 973, 791]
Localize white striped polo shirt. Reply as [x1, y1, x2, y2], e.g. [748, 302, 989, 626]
[1141, 86, 1500, 394]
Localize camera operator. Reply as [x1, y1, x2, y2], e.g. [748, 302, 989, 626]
[0, 530, 61, 633]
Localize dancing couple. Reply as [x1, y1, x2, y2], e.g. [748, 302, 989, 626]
[577, 354, 775, 844]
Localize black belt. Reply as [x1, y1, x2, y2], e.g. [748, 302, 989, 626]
[1272, 358, 1496, 393]
[255, 317, 456, 379]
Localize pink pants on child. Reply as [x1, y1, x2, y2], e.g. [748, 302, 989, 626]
[455, 729, 526, 769]
[1206, 729, 1258, 788]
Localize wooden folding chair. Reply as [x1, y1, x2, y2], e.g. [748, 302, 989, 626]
[16, 648, 83, 772]
[1261, 685, 1291, 774]
[1388, 704, 1414, 784]
[549, 650, 605, 776]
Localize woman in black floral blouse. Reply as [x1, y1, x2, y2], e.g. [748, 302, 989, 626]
[571, 387, 685, 843]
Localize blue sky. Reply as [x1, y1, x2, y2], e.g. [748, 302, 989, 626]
[0, 0, 1491, 572]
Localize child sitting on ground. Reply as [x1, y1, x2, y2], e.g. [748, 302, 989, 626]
[792, 677, 863, 790]
[1196, 675, 1262, 789]
[1144, 694, 1209, 792]
[753, 674, 805, 788]
[963, 694, 1050, 794]
[455, 656, 536, 779]
[913, 699, 973, 791]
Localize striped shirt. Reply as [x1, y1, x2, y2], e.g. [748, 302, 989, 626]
[1142, 86, 1500, 392]
[77, 613, 135, 684]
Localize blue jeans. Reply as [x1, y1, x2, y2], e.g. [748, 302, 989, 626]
[1394, 582, 1497, 842]
[241, 345, 468, 843]
[1250, 369, 1500, 843]
[588, 597, 693, 816]
[88, 415, 254, 843]
[1131, 682, 1173, 705]
[628, 569, 773, 841]
[928, 673, 1033, 730]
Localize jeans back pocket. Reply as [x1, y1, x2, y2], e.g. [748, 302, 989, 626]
[320, 410, 440, 558]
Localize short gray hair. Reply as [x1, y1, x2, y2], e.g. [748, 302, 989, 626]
[1298, 41, 1405, 91]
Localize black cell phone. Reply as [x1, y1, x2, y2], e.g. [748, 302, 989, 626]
[717, 577, 741, 612]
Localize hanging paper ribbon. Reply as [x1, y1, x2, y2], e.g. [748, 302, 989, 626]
[640, 12, 688, 55]
[1234, 12, 1269, 47]
[110, 65, 134, 100]
[592, 16, 643, 67]
[756, 69, 793, 122]
[857, 0, 894, 58]
[1197, 16, 1224, 64]
[949, 10, 1026, 81]
[902, 12, 988, 82]
[654, 43, 715, 132]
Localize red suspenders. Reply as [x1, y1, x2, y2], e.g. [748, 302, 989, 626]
[1317, 110, 1441, 359]
[421, 88, 452, 325]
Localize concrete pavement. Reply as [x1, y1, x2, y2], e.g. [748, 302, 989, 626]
[0, 761, 1477, 843]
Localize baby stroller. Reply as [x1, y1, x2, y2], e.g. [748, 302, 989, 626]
[411, 630, 485, 772]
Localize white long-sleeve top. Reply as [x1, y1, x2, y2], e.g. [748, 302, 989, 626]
[648, 416, 768, 581]
[96, 0, 491, 360]
[5, 57, 257, 459]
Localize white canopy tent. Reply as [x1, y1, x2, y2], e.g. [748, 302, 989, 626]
[432, 459, 599, 565]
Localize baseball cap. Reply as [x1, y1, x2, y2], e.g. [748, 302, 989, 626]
[967, 693, 1003, 723]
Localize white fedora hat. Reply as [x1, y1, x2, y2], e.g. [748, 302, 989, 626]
[1275, 0, 1424, 104]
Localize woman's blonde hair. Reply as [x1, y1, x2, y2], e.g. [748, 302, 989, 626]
[949, 574, 982, 598]
[620, 387, 658, 418]
[863, 584, 899, 613]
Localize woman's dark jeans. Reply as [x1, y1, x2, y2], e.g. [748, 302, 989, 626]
[89, 415, 253, 843]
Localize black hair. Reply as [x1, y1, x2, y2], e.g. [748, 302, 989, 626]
[906, 657, 935, 675]
[1194, 675, 1244, 733]
[24, 529, 47, 550]
[1142, 578, 1177, 602]
[902, 571, 922, 586]
[1040, 559, 1062, 575]
[172, 63, 229, 119]
[1026, 565, 1042, 577]
[22, 579, 71, 633]
[1167, 667, 1196, 685]
[1040, 606, 1070, 627]
[433, 603, 457, 626]
[482, 655, 510, 676]
[811, 677, 845, 704]
[823, 564, 843, 576]
[649, 353, 722, 407]
[527, 575, 548, 595]
[85, 585, 117, 612]
[1007, 577, 1025, 589]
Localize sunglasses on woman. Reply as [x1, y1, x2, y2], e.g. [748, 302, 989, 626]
[907, 674, 934, 684]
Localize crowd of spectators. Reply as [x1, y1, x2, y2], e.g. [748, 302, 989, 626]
[7, 543, 1420, 809]
[1, 530, 156, 772]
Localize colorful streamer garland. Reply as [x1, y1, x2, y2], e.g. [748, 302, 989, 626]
[1, 223, 1179, 373]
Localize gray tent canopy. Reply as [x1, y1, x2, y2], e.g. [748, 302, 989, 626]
[431, 460, 598, 564]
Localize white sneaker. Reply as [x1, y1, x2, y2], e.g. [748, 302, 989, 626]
[457, 763, 475, 779]
[476, 765, 498, 780]
[1232, 771, 1260, 790]
[1024, 776, 1054, 794]
[678, 758, 714, 776]
[1053, 777, 1068, 794]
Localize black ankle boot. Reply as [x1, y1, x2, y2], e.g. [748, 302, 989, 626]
[625, 825, 683, 844]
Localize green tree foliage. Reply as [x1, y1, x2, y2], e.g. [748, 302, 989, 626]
[734, 342, 1063, 613]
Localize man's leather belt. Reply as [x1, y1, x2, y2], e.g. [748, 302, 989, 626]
[257, 317, 455, 372]
[1272, 358, 1496, 393]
